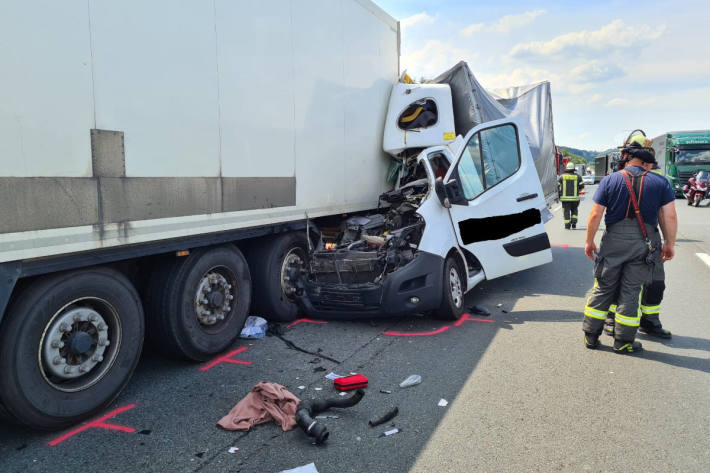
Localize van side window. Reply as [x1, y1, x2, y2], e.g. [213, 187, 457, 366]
[456, 123, 520, 200]
[397, 99, 438, 130]
[479, 124, 520, 187]
[457, 133, 485, 199]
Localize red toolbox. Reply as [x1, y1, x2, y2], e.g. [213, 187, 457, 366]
[334, 374, 368, 391]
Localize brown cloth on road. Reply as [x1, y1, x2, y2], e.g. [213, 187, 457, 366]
[218, 381, 301, 431]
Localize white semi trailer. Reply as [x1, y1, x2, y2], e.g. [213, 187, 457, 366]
[0, 0, 554, 430]
[0, 0, 398, 429]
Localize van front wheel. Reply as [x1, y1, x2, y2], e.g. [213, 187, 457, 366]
[434, 256, 466, 321]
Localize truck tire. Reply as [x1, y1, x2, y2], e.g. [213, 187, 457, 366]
[0, 268, 144, 430]
[247, 232, 309, 322]
[434, 255, 466, 321]
[146, 245, 251, 361]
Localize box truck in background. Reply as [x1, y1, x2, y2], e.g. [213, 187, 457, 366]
[0, 1, 554, 430]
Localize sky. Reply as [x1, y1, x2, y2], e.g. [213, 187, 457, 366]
[374, 0, 710, 151]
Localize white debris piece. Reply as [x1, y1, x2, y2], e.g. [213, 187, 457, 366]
[438, 399, 448, 407]
[278, 463, 319, 473]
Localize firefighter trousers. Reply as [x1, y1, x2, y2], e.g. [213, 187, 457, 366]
[608, 260, 665, 329]
[562, 201, 580, 227]
[583, 220, 660, 342]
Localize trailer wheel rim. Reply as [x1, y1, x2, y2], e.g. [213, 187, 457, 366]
[449, 266, 463, 308]
[194, 266, 238, 331]
[280, 247, 305, 301]
[38, 297, 122, 393]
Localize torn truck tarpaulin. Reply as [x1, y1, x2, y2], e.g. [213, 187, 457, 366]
[430, 61, 557, 206]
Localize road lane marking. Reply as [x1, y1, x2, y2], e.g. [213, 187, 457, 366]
[696, 253, 710, 270]
[552, 205, 562, 212]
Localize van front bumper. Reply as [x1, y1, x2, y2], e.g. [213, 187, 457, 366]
[295, 251, 444, 319]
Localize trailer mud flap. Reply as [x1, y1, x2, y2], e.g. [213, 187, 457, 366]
[0, 261, 21, 324]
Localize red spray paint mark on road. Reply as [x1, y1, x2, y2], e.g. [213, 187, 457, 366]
[455, 313, 494, 326]
[552, 243, 569, 248]
[385, 313, 494, 337]
[48, 404, 136, 447]
[286, 318, 328, 329]
[384, 325, 451, 337]
[200, 347, 252, 372]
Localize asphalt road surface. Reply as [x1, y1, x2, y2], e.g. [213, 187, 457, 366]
[1, 190, 709, 473]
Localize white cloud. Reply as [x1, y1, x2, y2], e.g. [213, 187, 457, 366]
[588, 94, 603, 104]
[401, 40, 477, 80]
[569, 61, 624, 83]
[401, 12, 436, 30]
[509, 19, 665, 59]
[478, 67, 553, 89]
[461, 23, 484, 36]
[461, 10, 545, 36]
[605, 97, 632, 107]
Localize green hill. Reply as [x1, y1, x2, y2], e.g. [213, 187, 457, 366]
[559, 146, 616, 164]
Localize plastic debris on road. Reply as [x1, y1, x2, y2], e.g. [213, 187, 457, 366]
[399, 375, 421, 388]
[240, 316, 268, 339]
[228, 447, 239, 454]
[379, 389, 392, 394]
[278, 463, 319, 473]
[379, 428, 401, 437]
[438, 399, 448, 407]
[325, 372, 343, 380]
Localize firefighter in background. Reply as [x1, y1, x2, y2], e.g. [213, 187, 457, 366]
[605, 141, 671, 339]
[558, 162, 584, 229]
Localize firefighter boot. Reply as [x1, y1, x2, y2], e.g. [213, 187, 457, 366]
[639, 324, 671, 339]
[584, 332, 600, 349]
[613, 339, 643, 354]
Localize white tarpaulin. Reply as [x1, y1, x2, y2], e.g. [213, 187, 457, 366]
[430, 61, 557, 206]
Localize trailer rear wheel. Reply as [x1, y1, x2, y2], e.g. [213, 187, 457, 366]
[247, 233, 308, 322]
[0, 268, 144, 430]
[434, 255, 466, 321]
[146, 245, 251, 361]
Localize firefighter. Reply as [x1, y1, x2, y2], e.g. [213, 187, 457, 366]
[605, 149, 671, 338]
[558, 162, 584, 229]
[582, 132, 677, 353]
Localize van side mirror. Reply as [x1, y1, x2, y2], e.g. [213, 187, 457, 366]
[445, 179, 468, 205]
[434, 178, 450, 208]
[435, 177, 467, 207]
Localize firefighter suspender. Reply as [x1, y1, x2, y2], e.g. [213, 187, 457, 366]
[621, 170, 656, 254]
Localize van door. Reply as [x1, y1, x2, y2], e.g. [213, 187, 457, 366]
[443, 118, 552, 280]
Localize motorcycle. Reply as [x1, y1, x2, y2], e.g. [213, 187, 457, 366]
[683, 170, 710, 207]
